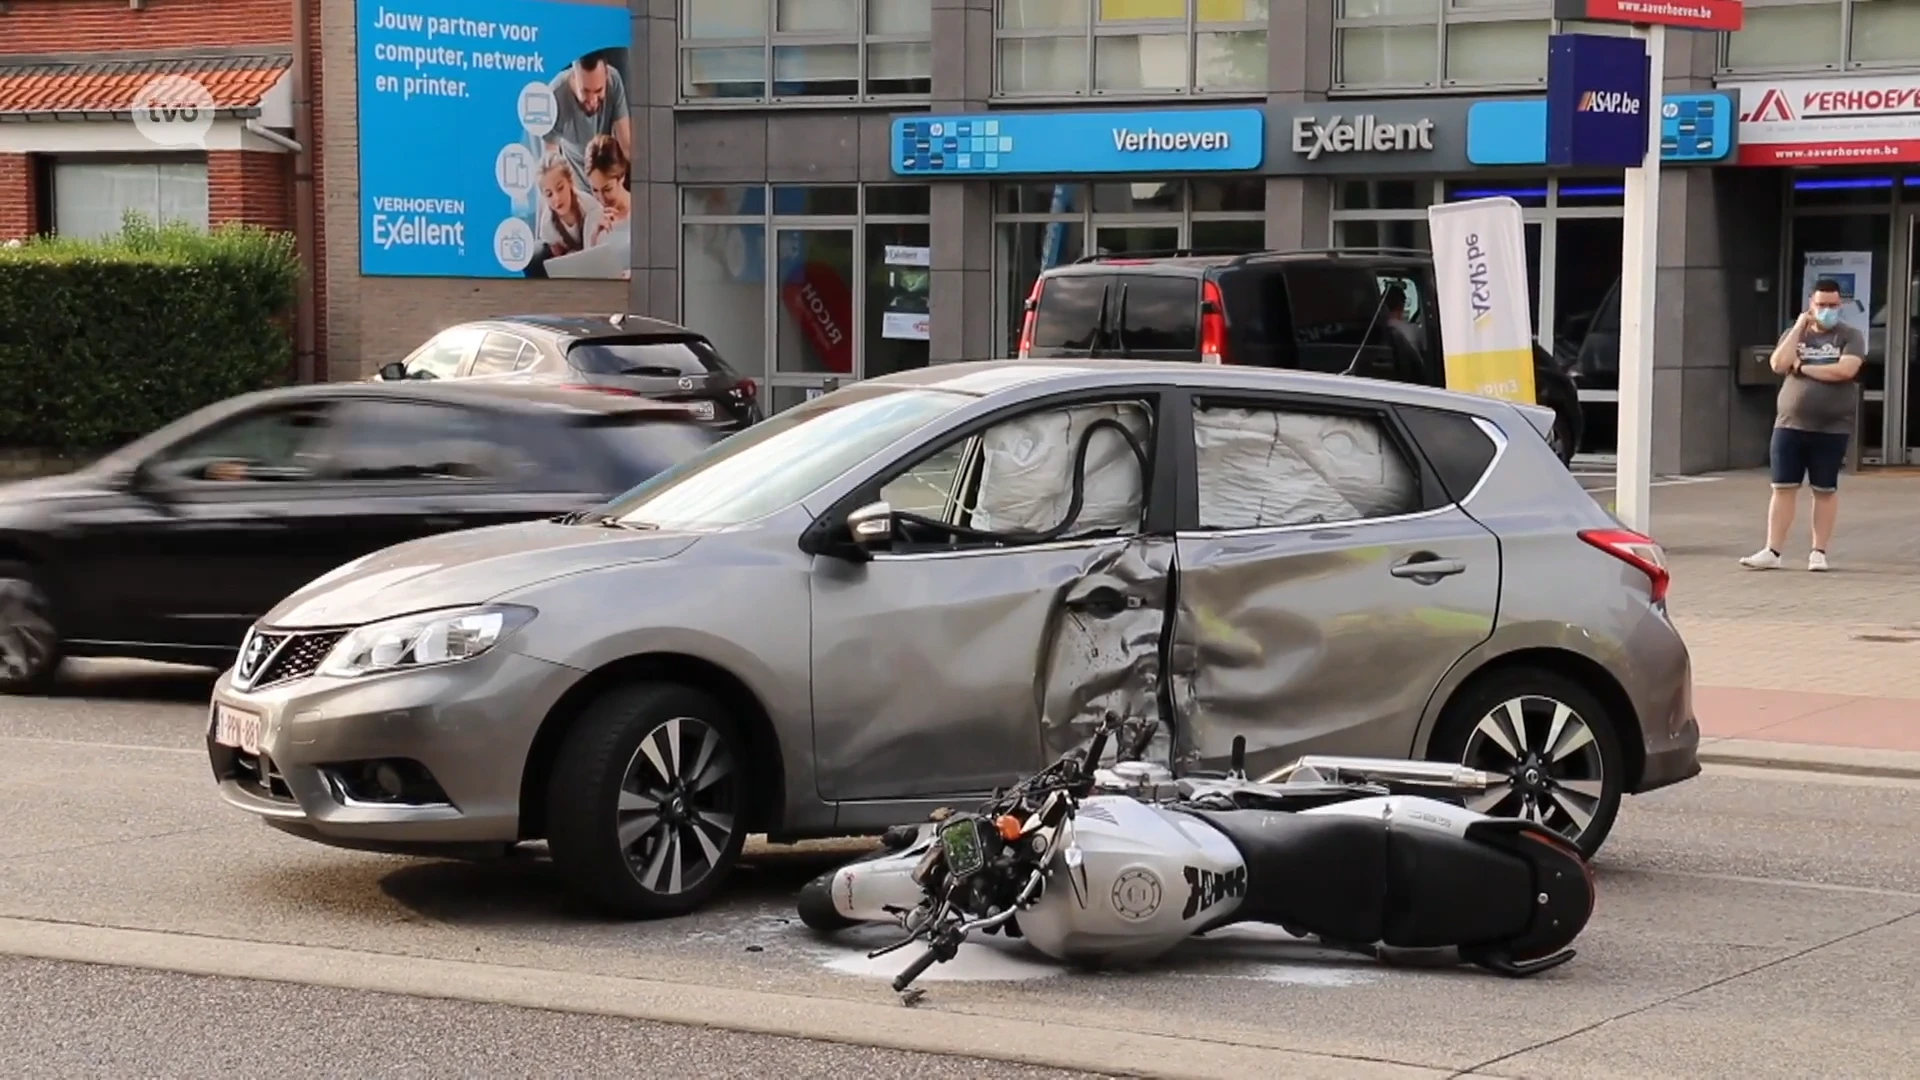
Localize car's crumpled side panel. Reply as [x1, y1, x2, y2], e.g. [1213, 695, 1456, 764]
[1162, 406, 1487, 776]
[1036, 536, 1175, 767]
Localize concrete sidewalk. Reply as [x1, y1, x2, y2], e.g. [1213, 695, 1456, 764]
[1598, 467, 1920, 778]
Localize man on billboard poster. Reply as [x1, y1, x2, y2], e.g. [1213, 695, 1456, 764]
[546, 50, 632, 194]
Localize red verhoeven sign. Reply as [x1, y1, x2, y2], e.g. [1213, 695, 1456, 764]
[1552, 0, 1744, 32]
[1725, 75, 1920, 165]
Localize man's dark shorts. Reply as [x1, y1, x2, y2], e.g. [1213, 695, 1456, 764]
[1770, 426, 1849, 492]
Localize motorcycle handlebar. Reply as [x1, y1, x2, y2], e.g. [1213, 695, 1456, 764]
[891, 945, 942, 992]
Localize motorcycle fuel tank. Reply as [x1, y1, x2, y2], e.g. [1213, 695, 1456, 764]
[1016, 795, 1245, 966]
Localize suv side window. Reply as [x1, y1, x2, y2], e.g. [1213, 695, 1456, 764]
[321, 400, 520, 482]
[145, 403, 336, 484]
[1283, 265, 1386, 349]
[1117, 276, 1198, 352]
[1190, 400, 1420, 530]
[470, 332, 531, 377]
[400, 327, 485, 380]
[1030, 276, 1109, 351]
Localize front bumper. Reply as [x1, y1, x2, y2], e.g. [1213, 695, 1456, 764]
[206, 646, 582, 852]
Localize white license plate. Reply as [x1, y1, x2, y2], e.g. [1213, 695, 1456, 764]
[687, 400, 716, 420]
[212, 703, 263, 756]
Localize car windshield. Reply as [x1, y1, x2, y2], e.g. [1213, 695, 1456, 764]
[602, 385, 972, 529]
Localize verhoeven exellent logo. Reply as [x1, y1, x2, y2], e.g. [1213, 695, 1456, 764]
[1577, 89, 1643, 116]
[1464, 232, 1494, 328]
[131, 74, 217, 148]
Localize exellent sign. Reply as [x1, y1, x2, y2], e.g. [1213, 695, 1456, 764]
[891, 108, 1265, 176]
[1290, 115, 1436, 161]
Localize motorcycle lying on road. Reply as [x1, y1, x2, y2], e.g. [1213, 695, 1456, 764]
[798, 713, 1596, 997]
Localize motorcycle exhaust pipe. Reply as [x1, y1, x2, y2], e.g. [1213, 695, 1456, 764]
[1258, 755, 1500, 791]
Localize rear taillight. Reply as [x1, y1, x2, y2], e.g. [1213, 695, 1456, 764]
[734, 377, 757, 400]
[1016, 278, 1043, 359]
[1200, 280, 1229, 365]
[560, 384, 643, 397]
[1579, 528, 1670, 604]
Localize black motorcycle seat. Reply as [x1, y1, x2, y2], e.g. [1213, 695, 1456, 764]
[1182, 808, 1537, 949]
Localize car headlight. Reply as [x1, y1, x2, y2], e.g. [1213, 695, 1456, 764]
[317, 605, 536, 679]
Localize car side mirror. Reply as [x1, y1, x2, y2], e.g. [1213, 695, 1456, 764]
[378, 361, 408, 381]
[845, 500, 895, 553]
[126, 462, 172, 501]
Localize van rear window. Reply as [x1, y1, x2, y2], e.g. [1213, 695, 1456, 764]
[1030, 277, 1107, 350]
[1117, 276, 1198, 350]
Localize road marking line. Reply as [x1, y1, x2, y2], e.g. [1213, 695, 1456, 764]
[0, 735, 201, 756]
[0, 915, 1445, 1080]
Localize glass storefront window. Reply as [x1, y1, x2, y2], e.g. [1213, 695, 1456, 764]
[866, 222, 933, 376]
[685, 184, 931, 403]
[1000, 183, 1084, 214]
[1443, 180, 1548, 208]
[1553, 217, 1625, 389]
[1337, 179, 1428, 211]
[1191, 218, 1266, 251]
[1192, 178, 1265, 212]
[1092, 181, 1184, 213]
[1334, 219, 1430, 251]
[683, 222, 769, 377]
[1793, 174, 1897, 208]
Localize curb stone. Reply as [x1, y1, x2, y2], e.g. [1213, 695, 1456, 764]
[1698, 739, 1920, 782]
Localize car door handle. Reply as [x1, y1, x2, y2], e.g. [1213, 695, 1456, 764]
[1391, 557, 1467, 580]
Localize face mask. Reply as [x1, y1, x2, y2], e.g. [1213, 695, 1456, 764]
[1813, 308, 1840, 330]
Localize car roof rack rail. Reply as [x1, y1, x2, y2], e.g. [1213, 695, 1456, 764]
[1070, 247, 1258, 263]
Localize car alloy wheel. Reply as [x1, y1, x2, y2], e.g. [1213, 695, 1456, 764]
[0, 574, 59, 691]
[616, 715, 739, 897]
[1459, 694, 1607, 845]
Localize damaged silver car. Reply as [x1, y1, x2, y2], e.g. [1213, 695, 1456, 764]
[206, 359, 1699, 918]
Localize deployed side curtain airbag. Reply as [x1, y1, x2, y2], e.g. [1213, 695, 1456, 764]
[1193, 407, 1417, 529]
[971, 404, 1151, 534]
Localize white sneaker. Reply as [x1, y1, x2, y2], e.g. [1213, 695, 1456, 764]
[1808, 550, 1829, 572]
[1739, 548, 1782, 570]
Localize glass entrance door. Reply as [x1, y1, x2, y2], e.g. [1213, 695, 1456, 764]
[1899, 212, 1920, 463]
[771, 226, 858, 412]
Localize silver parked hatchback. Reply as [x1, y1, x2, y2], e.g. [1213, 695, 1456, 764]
[207, 359, 1698, 918]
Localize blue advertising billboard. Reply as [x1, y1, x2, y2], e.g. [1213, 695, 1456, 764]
[891, 109, 1265, 176]
[1545, 33, 1651, 169]
[357, 0, 633, 279]
[1467, 92, 1735, 166]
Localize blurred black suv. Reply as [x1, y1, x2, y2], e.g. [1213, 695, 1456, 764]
[1014, 248, 1582, 465]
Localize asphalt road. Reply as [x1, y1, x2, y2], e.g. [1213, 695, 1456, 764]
[3, 660, 1918, 1079]
[0, 956, 1112, 1080]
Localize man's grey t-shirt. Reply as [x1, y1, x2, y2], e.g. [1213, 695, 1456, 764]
[547, 64, 629, 187]
[1775, 321, 1866, 434]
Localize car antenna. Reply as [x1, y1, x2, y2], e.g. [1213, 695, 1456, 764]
[1340, 289, 1393, 378]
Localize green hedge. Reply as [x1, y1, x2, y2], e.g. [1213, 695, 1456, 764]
[0, 213, 300, 451]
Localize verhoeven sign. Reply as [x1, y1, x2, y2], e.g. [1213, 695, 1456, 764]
[1552, 0, 1744, 32]
[1547, 33, 1652, 168]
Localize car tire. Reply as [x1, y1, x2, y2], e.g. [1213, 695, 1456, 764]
[0, 561, 63, 695]
[1427, 667, 1624, 857]
[546, 682, 748, 919]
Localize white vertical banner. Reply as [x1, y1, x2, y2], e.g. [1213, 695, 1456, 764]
[1425, 197, 1538, 405]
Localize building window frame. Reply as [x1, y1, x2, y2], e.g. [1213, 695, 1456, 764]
[1331, 4, 1632, 95]
[1716, 0, 1920, 76]
[679, 0, 934, 107]
[46, 152, 209, 240]
[993, 0, 1271, 102]
[681, 184, 933, 407]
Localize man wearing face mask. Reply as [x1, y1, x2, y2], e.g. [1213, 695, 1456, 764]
[1740, 277, 1866, 572]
